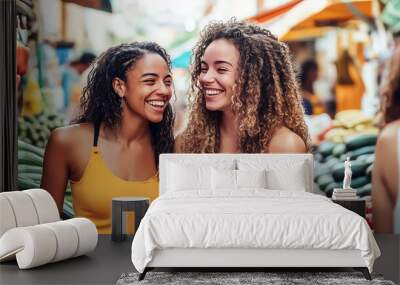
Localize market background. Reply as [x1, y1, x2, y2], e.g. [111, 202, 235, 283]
[15, 0, 400, 225]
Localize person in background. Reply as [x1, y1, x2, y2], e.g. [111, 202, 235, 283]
[335, 50, 365, 112]
[41, 42, 175, 234]
[62, 52, 96, 121]
[372, 46, 400, 234]
[299, 59, 326, 115]
[176, 19, 310, 153]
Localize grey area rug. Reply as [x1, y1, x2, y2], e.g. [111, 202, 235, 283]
[116, 272, 395, 285]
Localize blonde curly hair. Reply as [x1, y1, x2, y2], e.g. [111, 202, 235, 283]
[180, 19, 310, 153]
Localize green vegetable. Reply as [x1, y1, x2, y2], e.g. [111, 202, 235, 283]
[324, 182, 342, 197]
[356, 153, 374, 164]
[364, 154, 375, 165]
[318, 141, 336, 157]
[347, 145, 375, 160]
[325, 157, 340, 171]
[345, 134, 377, 151]
[17, 150, 43, 167]
[357, 183, 372, 197]
[351, 176, 370, 188]
[314, 153, 323, 163]
[366, 164, 374, 179]
[18, 164, 43, 174]
[17, 177, 40, 190]
[314, 162, 332, 181]
[18, 140, 45, 156]
[317, 174, 335, 190]
[332, 160, 368, 181]
[332, 143, 346, 158]
[19, 172, 42, 183]
[63, 198, 75, 219]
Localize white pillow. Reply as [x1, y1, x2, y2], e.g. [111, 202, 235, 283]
[211, 169, 267, 190]
[211, 168, 236, 190]
[266, 166, 307, 191]
[167, 162, 211, 191]
[237, 159, 308, 191]
[236, 169, 267, 189]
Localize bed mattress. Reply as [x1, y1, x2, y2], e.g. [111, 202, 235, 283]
[131, 190, 380, 273]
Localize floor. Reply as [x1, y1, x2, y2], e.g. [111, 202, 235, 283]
[0, 234, 398, 285]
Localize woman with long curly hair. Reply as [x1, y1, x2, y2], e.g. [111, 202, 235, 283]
[41, 42, 174, 233]
[176, 20, 310, 153]
[372, 46, 400, 233]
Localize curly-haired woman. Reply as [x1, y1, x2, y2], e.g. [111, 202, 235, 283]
[41, 42, 174, 233]
[372, 46, 400, 233]
[176, 20, 310, 153]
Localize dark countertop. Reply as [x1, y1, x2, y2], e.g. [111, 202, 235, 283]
[1, 234, 399, 285]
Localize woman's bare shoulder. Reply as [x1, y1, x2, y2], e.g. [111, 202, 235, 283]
[174, 132, 184, 153]
[268, 126, 307, 153]
[378, 120, 400, 142]
[47, 123, 93, 150]
[375, 120, 400, 166]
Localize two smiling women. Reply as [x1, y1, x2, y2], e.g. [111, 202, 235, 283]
[41, 20, 309, 233]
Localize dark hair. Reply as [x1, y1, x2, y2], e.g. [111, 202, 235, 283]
[299, 59, 318, 91]
[180, 19, 310, 153]
[381, 48, 400, 125]
[336, 50, 354, 85]
[71, 52, 97, 65]
[75, 42, 175, 166]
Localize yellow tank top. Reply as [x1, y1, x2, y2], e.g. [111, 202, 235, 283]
[70, 127, 159, 234]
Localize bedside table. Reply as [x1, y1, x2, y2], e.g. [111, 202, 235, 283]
[332, 199, 365, 218]
[112, 197, 149, 242]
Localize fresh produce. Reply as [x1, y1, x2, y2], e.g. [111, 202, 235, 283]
[18, 109, 65, 148]
[18, 150, 43, 167]
[332, 160, 368, 181]
[317, 141, 336, 157]
[319, 110, 378, 144]
[316, 174, 335, 190]
[324, 182, 342, 197]
[18, 139, 45, 156]
[314, 115, 378, 198]
[17, 176, 40, 190]
[366, 164, 374, 179]
[314, 162, 332, 181]
[357, 183, 372, 197]
[332, 143, 346, 158]
[63, 191, 74, 219]
[347, 145, 375, 160]
[334, 110, 372, 129]
[324, 128, 355, 143]
[351, 176, 370, 189]
[345, 134, 377, 151]
[17, 139, 73, 217]
[18, 164, 43, 174]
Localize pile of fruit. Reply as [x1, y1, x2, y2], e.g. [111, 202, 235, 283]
[17, 140, 73, 218]
[314, 133, 376, 198]
[318, 110, 378, 144]
[18, 110, 65, 148]
[314, 110, 378, 199]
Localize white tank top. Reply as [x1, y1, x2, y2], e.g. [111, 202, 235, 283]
[395, 129, 400, 233]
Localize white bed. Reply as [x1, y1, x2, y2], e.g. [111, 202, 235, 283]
[131, 154, 380, 280]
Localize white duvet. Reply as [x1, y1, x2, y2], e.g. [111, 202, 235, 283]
[131, 190, 380, 273]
